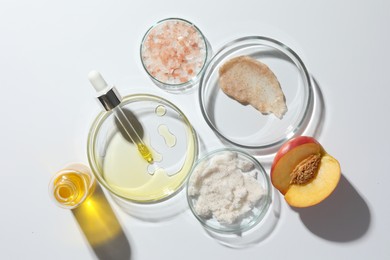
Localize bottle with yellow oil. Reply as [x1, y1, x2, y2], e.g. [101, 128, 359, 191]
[49, 164, 130, 258]
[49, 163, 96, 209]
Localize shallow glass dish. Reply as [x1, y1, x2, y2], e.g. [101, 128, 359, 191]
[186, 148, 271, 233]
[199, 36, 313, 156]
[140, 18, 212, 93]
[87, 94, 198, 205]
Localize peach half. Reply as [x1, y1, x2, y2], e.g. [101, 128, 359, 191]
[271, 136, 341, 208]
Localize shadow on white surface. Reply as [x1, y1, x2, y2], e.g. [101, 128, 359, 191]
[72, 185, 133, 259]
[293, 174, 371, 242]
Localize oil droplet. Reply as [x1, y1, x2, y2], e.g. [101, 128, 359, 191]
[158, 124, 176, 148]
[147, 151, 163, 175]
[155, 105, 167, 116]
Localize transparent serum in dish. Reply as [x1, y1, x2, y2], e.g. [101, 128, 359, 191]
[141, 18, 212, 93]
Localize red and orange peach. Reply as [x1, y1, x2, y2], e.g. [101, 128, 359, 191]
[271, 136, 341, 208]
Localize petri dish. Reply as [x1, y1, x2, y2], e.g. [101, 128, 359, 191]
[186, 148, 271, 234]
[140, 18, 212, 93]
[199, 36, 313, 156]
[87, 94, 198, 207]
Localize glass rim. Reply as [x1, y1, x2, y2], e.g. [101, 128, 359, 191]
[198, 35, 313, 151]
[140, 17, 211, 92]
[87, 93, 198, 204]
[186, 147, 272, 233]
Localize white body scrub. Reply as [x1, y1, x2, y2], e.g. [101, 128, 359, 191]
[188, 151, 265, 225]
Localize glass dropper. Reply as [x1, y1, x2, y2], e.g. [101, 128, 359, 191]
[88, 71, 154, 165]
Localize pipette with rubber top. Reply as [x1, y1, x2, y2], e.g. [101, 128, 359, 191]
[88, 71, 154, 164]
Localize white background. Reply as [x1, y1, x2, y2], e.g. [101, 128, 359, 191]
[1, 0, 389, 259]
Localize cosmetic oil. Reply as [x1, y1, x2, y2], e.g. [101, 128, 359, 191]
[49, 163, 96, 209]
[102, 124, 196, 202]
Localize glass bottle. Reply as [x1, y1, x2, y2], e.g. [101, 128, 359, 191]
[49, 163, 96, 209]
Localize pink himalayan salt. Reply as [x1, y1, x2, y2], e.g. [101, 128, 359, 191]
[141, 20, 207, 85]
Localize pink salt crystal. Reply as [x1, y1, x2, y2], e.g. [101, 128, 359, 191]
[141, 19, 207, 85]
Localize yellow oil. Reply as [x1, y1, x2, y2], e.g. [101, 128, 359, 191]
[155, 105, 167, 116]
[158, 124, 176, 148]
[102, 129, 196, 202]
[51, 166, 126, 250]
[137, 142, 154, 164]
[52, 168, 95, 208]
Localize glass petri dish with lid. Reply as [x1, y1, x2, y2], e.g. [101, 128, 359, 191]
[87, 94, 198, 220]
[140, 18, 212, 94]
[199, 36, 313, 158]
[186, 148, 271, 235]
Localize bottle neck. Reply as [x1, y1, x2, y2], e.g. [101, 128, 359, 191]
[54, 179, 79, 205]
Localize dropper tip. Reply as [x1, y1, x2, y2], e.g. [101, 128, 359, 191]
[88, 70, 108, 92]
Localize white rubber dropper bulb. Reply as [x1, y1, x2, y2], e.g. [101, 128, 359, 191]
[88, 70, 110, 93]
